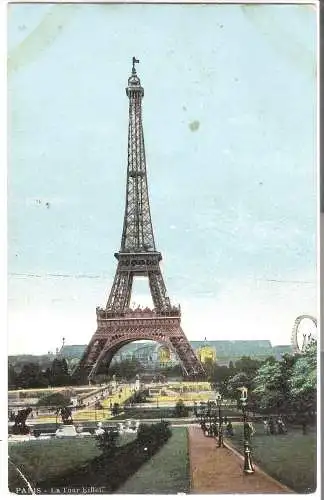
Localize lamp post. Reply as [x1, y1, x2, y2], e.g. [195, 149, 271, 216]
[95, 397, 98, 422]
[239, 386, 254, 474]
[215, 392, 224, 448]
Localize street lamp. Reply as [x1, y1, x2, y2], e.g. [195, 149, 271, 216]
[238, 386, 254, 474]
[95, 397, 98, 422]
[215, 392, 224, 448]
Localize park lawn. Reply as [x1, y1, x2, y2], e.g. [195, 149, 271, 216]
[147, 392, 214, 403]
[117, 427, 190, 494]
[227, 422, 317, 493]
[34, 409, 108, 424]
[102, 387, 133, 408]
[168, 382, 211, 390]
[9, 439, 101, 489]
[73, 409, 107, 421]
[8, 434, 136, 492]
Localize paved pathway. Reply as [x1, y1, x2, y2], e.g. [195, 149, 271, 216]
[188, 426, 292, 493]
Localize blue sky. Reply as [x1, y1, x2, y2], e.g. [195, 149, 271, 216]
[7, 3, 317, 354]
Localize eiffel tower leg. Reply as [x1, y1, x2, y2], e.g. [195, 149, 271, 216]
[148, 270, 171, 312]
[106, 267, 133, 312]
[170, 327, 206, 380]
[88, 337, 116, 380]
[73, 334, 108, 382]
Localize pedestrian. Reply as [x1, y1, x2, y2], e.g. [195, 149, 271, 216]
[226, 421, 234, 437]
[263, 419, 270, 435]
[277, 416, 286, 434]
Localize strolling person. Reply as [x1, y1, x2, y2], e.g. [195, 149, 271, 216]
[263, 418, 270, 435]
[277, 416, 287, 434]
[226, 421, 234, 437]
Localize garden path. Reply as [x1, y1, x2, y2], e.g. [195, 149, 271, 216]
[188, 426, 292, 493]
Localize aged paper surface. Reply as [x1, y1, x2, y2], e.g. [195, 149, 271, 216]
[4, 1, 319, 497]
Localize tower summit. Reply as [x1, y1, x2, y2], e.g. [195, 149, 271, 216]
[76, 59, 206, 381]
[122, 56, 155, 252]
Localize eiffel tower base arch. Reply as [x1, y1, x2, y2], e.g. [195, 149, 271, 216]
[77, 308, 206, 381]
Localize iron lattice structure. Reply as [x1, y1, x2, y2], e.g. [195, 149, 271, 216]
[77, 58, 206, 381]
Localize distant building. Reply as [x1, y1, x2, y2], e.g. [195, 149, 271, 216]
[59, 344, 88, 360]
[272, 344, 294, 361]
[8, 339, 293, 371]
[56, 339, 293, 368]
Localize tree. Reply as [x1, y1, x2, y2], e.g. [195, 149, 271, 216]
[8, 364, 18, 390]
[49, 358, 71, 387]
[37, 392, 71, 408]
[226, 371, 250, 401]
[202, 358, 216, 380]
[174, 399, 189, 417]
[16, 363, 49, 389]
[108, 359, 143, 381]
[112, 402, 120, 416]
[252, 344, 316, 419]
[234, 357, 263, 377]
[288, 340, 317, 418]
[137, 421, 172, 450]
[252, 359, 284, 413]
[160, 364, 183, 378]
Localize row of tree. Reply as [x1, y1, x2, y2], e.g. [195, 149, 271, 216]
[207, 340, 317, 421]
[8, 357, 149, 390]
[8, 358, 72, 389]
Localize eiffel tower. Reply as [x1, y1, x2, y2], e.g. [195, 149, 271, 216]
[77, 58, 206, 381]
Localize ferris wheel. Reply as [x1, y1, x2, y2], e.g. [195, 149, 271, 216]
[291, 315, 317, 354]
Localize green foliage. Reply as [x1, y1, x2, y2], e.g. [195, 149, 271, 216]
[225, 371, 250, 406]
[15, 363, 49, 389]
[207, 357, 261, 399]
[96, 429, 119, 455]
[288, 341, 317, 413]
[8, 364, 18, 390]
[174, 399, 189, 418]
[234, 356, 263, 376]
[137, 421, 172, 450]
[159, 364, 183, 378]
[252, 360, 284, 411]
[125, 389, 148, 405]
[36, 392, 71, 408]
[112, 402, 120, 416]
[9, 358, 73, 390]
[251, 341, 317, 417]
[49, 358, 71, 387]
[108, 359, 143, 381]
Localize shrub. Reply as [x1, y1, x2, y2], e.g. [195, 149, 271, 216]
[125, 389, 149, 405]
[174, 400, 189, 418]
[137, 421, 172, 451]
[112, 402, 120, 416]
